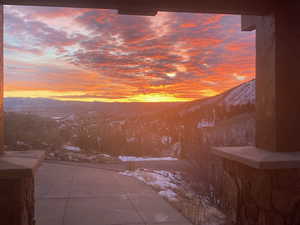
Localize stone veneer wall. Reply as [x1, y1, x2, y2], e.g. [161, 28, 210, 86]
[211, 158, 300, 225]
[0, 176, 35, 225]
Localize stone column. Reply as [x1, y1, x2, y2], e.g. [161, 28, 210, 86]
[0, 150, 45, 225]
[213, 4, 300, 225]
[0, 175, 35, 225]
[256, 6, 300, 152]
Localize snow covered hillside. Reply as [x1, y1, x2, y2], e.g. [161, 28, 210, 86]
[179, 79, 255, 115]
[222, 79, 255, 107]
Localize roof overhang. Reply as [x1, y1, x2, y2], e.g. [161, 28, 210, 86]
[3, 0, 275, 16]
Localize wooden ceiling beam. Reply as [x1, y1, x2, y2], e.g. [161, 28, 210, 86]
[3, 0, 274, 15]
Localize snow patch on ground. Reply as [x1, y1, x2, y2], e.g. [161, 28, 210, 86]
[118, 156, 178, 162]
[159, 190, 178, 201]
[120, 169, 181, 201]
[63, 145, 81, 152]
[120, 168, 227, 224]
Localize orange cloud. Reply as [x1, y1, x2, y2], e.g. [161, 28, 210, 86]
[4, 7, 255, 102]
[180, 23, 197, 28]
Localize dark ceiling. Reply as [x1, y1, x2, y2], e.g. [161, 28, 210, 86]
[3, 0, 274, 15]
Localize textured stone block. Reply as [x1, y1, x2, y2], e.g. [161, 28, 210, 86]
[220, 160, 300, 225]
[0, 151, 44, 225]
[0, 177, 34, 225]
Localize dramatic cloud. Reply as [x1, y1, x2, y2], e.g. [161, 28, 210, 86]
[4, 5, 255, 102]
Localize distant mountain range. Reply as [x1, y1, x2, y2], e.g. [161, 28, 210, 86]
[4, 79, 255, 119]
[4, 97, 181, 118]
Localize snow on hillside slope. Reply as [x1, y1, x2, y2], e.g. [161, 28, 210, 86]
[180, 79, 255, 115]
[118, 156, 178, 162]
[222, 79, 255, 107]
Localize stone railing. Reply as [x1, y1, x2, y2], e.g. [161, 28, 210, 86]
[0, 151, 45, 225]
[212, 146, 300, 225]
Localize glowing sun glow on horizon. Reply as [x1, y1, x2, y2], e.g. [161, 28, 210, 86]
[4, 90, 190, 102]
[200, 89, 220, 97]
[4, 90, 86, 98]
[128, 93, 189, 102]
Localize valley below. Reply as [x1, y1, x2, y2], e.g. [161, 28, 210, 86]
[4, 79, 255, 161]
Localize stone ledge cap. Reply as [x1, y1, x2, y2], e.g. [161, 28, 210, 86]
[0, 150, 45, 178]
[212, 146, 300, 169]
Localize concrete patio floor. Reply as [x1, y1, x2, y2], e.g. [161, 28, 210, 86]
[35, 162, 192, 225]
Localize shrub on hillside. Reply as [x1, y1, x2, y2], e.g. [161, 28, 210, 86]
[4, 112, 63, 150]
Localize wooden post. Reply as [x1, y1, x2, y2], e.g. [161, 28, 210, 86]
[255, 7, 300, 152]
[0, 4, 3, 155]
[243, 9, 300, 153]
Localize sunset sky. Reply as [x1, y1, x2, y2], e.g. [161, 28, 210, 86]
[4, 6, 255, 102]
